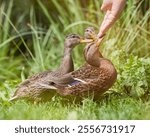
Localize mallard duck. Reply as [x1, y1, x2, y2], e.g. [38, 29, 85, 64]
[55, 27, 117, 99]
[9, 34, 90, 102]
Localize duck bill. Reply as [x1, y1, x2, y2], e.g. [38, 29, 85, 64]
[89, 33, 97, 40]
[9, 96, 19, 102]
[47, 85, 57, 90]
[38, 83, 57, 90]
[80, 38, 94, 43]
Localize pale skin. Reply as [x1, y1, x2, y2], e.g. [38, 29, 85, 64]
[98, 0, 126, 38]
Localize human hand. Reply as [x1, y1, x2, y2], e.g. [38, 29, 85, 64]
[98, 0, 126, 38]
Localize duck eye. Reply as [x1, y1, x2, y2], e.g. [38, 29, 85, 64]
[49, 82, 55, 85]
[72, 35, 76, 38]
[86, 29, 90, 32]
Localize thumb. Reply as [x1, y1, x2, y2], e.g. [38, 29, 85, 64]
[101, 3, 108, 11]
[101, 0, 112, 12]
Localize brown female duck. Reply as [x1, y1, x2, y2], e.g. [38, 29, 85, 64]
[9, 34, 88, 102]
[56, 27, 117, 99]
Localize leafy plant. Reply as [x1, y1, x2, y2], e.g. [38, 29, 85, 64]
[114, 55, 150, 97]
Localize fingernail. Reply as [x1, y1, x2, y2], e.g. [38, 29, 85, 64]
[101, 3, 105, 10]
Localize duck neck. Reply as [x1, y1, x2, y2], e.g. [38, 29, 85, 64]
[84, 43, 103, 67]
[57, 47, 74, 75]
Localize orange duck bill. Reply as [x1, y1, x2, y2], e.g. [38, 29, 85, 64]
[80, 37, 94, 43]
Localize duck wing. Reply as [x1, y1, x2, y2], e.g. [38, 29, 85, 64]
[17, 70, 52, 87]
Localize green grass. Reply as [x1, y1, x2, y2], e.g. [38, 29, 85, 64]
[1, 77, 150, 120]
[0, 0, 150, 120]
[0, 94, 150, 120]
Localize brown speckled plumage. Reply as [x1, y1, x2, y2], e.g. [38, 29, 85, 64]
[55, 27, 117, 98]
[57, 42, 117, 98]
[9, 34, 82, 102]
